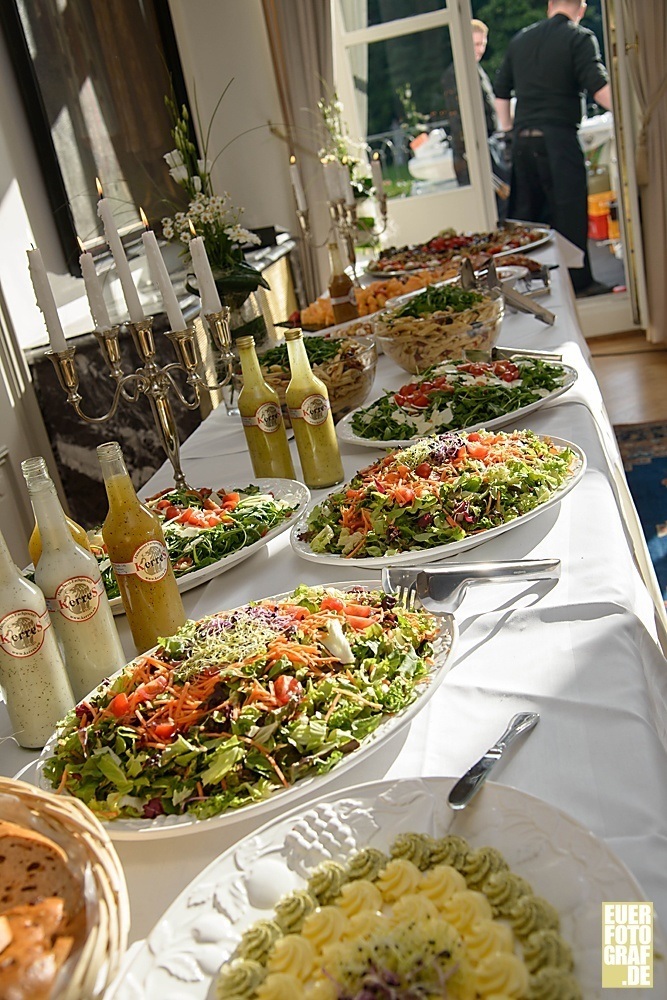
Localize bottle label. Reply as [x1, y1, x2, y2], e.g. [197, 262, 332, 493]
[330, 287, 357, 306]
[112, 540, 169, 582]
[0, 608, 50, 659]
[288, 394, 330, 426]
[45, 576, 104, 623]
[241, 402, 282, 434]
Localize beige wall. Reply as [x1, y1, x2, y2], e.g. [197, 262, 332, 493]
[168, 0, 295, 236]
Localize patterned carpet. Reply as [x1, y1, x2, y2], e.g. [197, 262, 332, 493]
[615, 421, 667, 604]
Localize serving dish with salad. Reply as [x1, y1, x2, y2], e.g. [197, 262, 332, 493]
[87, 479, 309, 613]
[337, 357, 578, 448]
[291, 428, 585, 568]
[366, 226, 553, 276]
[38, 584, 454, 839]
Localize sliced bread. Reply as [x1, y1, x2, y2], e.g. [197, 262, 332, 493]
[0, 820, 80, 918]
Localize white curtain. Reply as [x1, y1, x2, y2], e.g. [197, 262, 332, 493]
[262, 0, 334, 302]
[621, 0, 667, 344]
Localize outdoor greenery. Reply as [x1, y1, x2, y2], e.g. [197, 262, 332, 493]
[366, 0, 605, 139]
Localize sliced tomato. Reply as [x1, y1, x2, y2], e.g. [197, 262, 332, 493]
[343, 603, 372, 618]
[274, 675, 302, 705]
[221, 492, 241, 511]
[346, 614, 380, 631]
[467, 441, 489, 459]
[108, 692, 129, 717]
[154, 722, 176, 742]
[320, 595, 345, 612]
[411, 394, 430, 408]
[467, 432, 481, 442]
[164, 505, 180, 521]
[394, 485, 416, 506]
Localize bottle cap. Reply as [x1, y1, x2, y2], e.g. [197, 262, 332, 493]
[284, 328, 303, 342]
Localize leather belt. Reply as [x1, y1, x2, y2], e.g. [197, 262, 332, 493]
[518, 128, 544, 137]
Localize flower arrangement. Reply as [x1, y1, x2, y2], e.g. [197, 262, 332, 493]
[317, 90, 371, 200]
[161, 89, 269, 304]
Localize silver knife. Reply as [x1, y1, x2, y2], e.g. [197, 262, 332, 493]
[447, 712, 540, 810]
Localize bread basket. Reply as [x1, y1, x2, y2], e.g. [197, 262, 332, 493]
[0, 776, 129, 999]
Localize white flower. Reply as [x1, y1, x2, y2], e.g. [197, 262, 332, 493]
[192, 175, 202, 193]
[197, 159, 212, 175]
[164, 149, 184, 169]
[169, 165, 190, 185]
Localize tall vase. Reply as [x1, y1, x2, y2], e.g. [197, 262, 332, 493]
[215, 284, 268, 349]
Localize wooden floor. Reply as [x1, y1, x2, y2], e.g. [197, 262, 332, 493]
[589, 331, 667, 425]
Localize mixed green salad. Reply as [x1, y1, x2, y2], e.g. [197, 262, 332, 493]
[350, 358, 570, 442]
[88, 485, 298, 601]
[42, 586, 442, 822]
[303, 429, 579, 559]
[393, 284, 485, 318]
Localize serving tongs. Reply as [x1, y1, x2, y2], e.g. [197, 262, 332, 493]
[461, 258, 556, 326]
[382, 558, 560, 616]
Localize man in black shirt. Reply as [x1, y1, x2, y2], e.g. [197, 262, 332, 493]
[495, 0, 612, 295]
[442, 19, 510, 221]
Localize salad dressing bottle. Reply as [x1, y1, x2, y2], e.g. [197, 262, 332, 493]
[98, 441, 185, 652]
[284, 329, 345, 489]
[0, 527, 74, 748]
[26, 458, 91, 565]
[22, 458, 125, 700]
[327, 242, 358, 325]
[236, 335, 296, 479]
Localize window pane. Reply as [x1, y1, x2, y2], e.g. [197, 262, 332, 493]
[348, 24, 467, 199]
[16, 0, 185, 243]
[340, 0, 446, 32]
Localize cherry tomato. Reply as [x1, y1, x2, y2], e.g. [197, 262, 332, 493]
[164, 505, 179, 521]
[412, 394, 430, 408]
[414, 462, 432, 478]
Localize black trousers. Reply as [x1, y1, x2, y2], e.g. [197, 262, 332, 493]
[508, 126, 593, 292]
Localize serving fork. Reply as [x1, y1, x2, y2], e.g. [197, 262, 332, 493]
[382, 558, 560, 616]
[460, 257, 556, 326]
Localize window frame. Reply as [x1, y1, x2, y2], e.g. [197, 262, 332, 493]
[332, 0, 496, 240]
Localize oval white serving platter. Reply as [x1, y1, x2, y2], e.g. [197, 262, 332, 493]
[336, 363, 579, 451]
[107, 479, 310, 615]
[290, 436, 586, 569]
[37, 583, 456, 841]
[109, 775, 664, 999]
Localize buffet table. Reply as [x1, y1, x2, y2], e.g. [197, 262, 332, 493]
[3, 248, 667, 982]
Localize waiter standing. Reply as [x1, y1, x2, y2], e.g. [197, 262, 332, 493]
[494, 0, 612, 296]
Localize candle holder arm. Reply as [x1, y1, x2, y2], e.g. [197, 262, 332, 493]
[47, 348, 144, 424]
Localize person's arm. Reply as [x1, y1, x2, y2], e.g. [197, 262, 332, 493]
[496, 97, 513, 132]
[593, 83, 612, 111]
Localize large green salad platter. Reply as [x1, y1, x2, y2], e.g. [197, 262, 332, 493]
[37, 583, 455, 839]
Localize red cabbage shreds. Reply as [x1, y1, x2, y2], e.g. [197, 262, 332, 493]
[452, 500, 475, 524]
[428, 433, 465, 464]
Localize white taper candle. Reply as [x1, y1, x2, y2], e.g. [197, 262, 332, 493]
[371, 152, 384, 196]
[289, 155, 307, 213]
[27, 248, 67, 353]
[79, 249, 112, 331]
[141, 228, 186, 332]
[189, 236, 222, 315]
[97, 195, 144, 323]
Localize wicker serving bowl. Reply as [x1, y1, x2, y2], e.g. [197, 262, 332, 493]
[0, 776, 129, 1000]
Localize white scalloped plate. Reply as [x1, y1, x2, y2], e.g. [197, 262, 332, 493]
[107, 479, 310, 615]
[336, 363, 579, 450]
[291, 436, 586, 569]
[37, 585, 456, 841]
[109, 776, 664, 999]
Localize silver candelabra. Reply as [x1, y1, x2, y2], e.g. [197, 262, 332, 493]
[47, 308, 235, 490]
[296, 191, 388, 283]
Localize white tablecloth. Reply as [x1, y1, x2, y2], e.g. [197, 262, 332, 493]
[4, 251, 667, 960]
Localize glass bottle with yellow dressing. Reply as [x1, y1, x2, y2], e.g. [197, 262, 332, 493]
[0, 526, 74, 748]
[22, 458, 125, 701]
[284, 328, 345, 489]
[97, 442, 186, 653]
[26, 457, 91, 565]
[236, 335, 296, 479]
